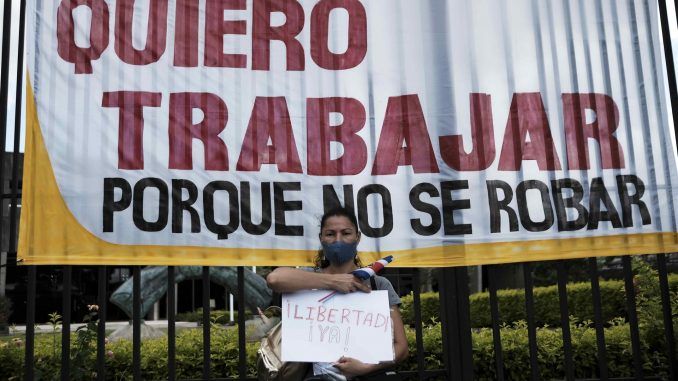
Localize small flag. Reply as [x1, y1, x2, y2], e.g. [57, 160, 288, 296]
[318, 256, 395, 303]
[352, 255, 393, 280]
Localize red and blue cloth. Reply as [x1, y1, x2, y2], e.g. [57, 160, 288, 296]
[351, 255, 393, 280]
[318, 256, 394, 303]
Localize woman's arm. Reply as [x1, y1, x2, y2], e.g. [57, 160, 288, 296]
[391, 307, 409, 362]
[333, 307, 409, 377]
[266, 267, 371, 294]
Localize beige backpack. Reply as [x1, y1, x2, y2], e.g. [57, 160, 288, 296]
[257, 308, 309, 381]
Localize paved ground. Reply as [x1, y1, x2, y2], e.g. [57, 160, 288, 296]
[11, 320, 200, 333]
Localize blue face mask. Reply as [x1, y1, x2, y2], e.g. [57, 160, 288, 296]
[322, 241, 358, 265]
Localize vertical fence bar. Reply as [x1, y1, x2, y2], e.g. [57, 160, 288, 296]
[412, 269, 425, 380]
[10, 4, 28, 374]
[657, 1, 678, 376]
[0, 0, 10, 348]
[657, 1, 678, 377]
[487, 266, 505, 381]
[202, 266, 211, 380]
[237, 266, 247, 380]
[133, 266, 141, 381]
[587, 258, 608, 380]
[522, 262, 539, 381]
[97, 266, 107, 381]
[168, 266, 176, 381]
[455, 267, 473, 381]
[438, 267, 473, 381]
[0, 0, 11, 309]
[621, 256, 644, 380]
[656, 255, 676, 380]
[394, 268, 402, 293]
[658, 0, 678, 126]
[61, 266, 72, 381]
[8, 0, 25, 261]
[556, 261, 574, 381]
[439, 267, 460, 380]
[0, 0, 13, 211]
[25, 266, 35, 381]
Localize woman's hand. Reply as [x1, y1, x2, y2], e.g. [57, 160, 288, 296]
[333, 356, 371, 377]
[329, 274, 371, 294]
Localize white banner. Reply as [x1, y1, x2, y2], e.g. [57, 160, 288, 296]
[19, 0, 678, 265]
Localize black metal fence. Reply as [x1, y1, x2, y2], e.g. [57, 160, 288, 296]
[1, 0, 678, 380]
[4, 258, 678, 380]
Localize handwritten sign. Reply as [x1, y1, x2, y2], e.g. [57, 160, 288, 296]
[281, 290, 393, 364]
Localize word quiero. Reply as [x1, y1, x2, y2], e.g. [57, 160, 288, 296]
[57, 0, 367, 74]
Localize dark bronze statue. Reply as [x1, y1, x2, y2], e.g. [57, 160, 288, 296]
[110, 266, 273, 319]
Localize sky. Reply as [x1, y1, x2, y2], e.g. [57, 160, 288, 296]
[0, 1, 677, 153]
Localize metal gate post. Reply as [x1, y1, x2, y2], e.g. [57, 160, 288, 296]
[439, 267, 474, 381]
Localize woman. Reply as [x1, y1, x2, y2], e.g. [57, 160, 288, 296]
[266, 207, 408, 380]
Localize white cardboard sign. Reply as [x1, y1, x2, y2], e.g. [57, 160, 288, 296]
[281, 290, 393, 364]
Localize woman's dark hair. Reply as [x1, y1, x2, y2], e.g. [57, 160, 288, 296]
[314, 207, 363, 269]
[320, 207, 359, 232]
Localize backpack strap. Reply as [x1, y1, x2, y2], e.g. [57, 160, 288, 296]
[370, 276, 377, 291]
[271, 291, 282, 308]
